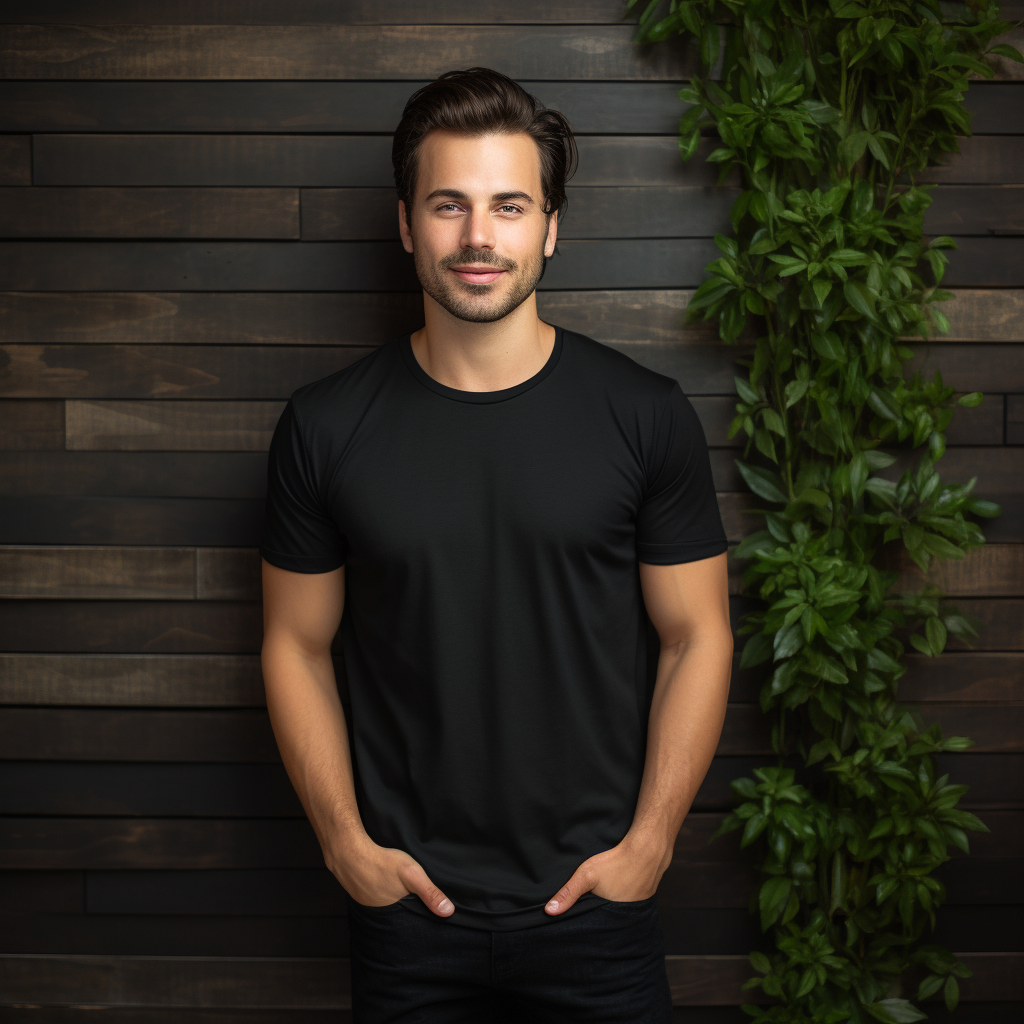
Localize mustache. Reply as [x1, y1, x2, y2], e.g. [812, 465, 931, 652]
[439, 250, 518, 272]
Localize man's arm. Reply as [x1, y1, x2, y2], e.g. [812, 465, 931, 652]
[261, 558, 455, 915]
[544, 549, 733, 912]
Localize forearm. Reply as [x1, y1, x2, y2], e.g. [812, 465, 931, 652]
[261, 639, 370, 862]
[625, 628, 733, 865]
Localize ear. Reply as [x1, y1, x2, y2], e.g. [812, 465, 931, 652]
[398, 199, 414, 254]
[543, 208, 558, 258]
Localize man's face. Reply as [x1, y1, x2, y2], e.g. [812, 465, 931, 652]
[399, 130, 559, 324]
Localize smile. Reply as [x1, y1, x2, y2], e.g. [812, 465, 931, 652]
[449, 266, 507, 285]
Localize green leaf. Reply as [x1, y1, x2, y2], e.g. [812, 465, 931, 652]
[735, 460, 789, 503]
[944, 975, 959, 1012]
[759, 876, 792, 930]
[865, 998, 928, 1023]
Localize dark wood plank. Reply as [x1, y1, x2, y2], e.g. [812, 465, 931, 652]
[0, 709, 280, 762]
[1008, 394, 1024, 443]
[4, 1, 633, 24]
[0, 136, 31, 187]
[1, 289, 1020, 347]
[302, 186, 737, 240]
[917, 135, 1024, 184]
[0, 401, 63, 450]
[0, 871, 82, 913]
[0, 188, 299, 239]
[196, 548, 262, 601]
[0, 292, 424, 346]
[900, 653, 1024, 702]
[0, 653, 266, 706]
[0, 345, 377, 399]
[0, 25, 695, 81]
[0, 496, 266, 546]
[893, 543, 1024, 598]
[0, 601, 263, 653]
[0, 240, 728, 291]
[0, 764, 303, 818]
[31, 135, 730, 188]
[925, 184, 1024, 234]
[0, 81, 690, 134]
[66, 400, 285, 451]
[0, 546, 194, 600]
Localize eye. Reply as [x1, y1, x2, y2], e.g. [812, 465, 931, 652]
[437, 202, 461, 212]
[498, 204, 523, 214]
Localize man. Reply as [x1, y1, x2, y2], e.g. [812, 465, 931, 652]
[260, 67, 733, 1023]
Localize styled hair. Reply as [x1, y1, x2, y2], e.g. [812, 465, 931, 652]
[392, 67, 578, 223]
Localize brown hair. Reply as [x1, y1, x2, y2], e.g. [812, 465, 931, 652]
[392, 67, 578, 224]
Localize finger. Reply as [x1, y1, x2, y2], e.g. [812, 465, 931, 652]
[406, 864, 454, 916]
[545, 869, 591, 915]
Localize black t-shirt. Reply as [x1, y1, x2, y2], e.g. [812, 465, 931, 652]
[260, 324, 728, 931]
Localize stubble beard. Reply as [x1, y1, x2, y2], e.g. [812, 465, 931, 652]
[413, 240, 547, 324]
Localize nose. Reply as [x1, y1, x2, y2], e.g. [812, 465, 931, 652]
[460, 204, 496, 252]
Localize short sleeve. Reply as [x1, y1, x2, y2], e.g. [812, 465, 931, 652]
[260, 399, 348, 573]
[635, 383, 729, 564]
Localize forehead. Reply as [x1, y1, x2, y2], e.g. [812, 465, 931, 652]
[414, 130, 543, 196]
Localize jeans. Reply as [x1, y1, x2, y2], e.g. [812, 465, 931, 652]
[346, 892, 673, 1023]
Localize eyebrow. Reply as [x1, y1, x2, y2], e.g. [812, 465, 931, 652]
[423, 188, 535, 205]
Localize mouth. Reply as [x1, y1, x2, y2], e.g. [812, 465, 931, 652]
[448, 265, 508, 285]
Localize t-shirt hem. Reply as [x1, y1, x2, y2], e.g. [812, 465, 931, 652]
[636, 536, 729, 564]
[259, 546, 345, 574]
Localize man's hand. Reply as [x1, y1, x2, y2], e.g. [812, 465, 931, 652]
[329, 834, 455, 917]
[543, 833, 671, 914]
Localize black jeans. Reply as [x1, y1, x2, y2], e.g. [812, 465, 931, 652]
[346, 892, 673, 1023]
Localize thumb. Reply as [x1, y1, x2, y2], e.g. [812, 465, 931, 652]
[406, 863, 454, 917]
[545, 866, 593, 915]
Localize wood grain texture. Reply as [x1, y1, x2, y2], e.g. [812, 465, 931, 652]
[0, 400, 63, 449]
[0, 188, 300, 239]
[0, 497, 266, 545]
[0, 653, 266, 706]
[0, 546, 194, 600]
[0, 24, 697, 81]
[1, 289, 1021, 346]
[899, 653, 1024, 702]
[1008, 393, 1024, 443]
[0, 240, 730, 291]
[0, 135, 30, 186]
[31, 135, 733, 188]
[3, 1, 637, 24]
[892, 543, 1024, 597]
[916, 135, 1024, 184]
[302, 186, 738, 240]
[66, 400, 286, 451]
[0, 81, 690, 134]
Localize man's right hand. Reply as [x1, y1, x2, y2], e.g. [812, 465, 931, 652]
[328, 835, 455, 917]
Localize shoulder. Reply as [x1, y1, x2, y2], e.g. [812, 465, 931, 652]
[559, 327, 680, 407]
[288, 338, 401, 430]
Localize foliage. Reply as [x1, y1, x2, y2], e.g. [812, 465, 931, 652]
[625, 0, 1018, 1020]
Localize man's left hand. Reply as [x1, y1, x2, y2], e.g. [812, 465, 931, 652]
[544, 833, 672, 914]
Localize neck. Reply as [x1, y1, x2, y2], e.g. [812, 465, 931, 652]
[409, 291, 556, 393]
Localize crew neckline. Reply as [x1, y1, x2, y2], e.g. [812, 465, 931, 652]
[399, 325, 563, 404]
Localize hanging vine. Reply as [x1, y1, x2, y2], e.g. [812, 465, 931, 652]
[625, 1, 1018, 1021]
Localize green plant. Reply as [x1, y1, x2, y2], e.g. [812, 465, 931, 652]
[625, 1, 1018, 1021]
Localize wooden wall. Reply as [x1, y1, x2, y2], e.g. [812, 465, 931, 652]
[1, 2, 1022, 1019]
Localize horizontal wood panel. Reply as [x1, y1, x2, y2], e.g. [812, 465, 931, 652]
[0, 951, 1018, 1010]
[0, 81, 694, 135]
[5, 185, 1014, 242]
[2, 288, 1022, 345]
[0, 24, 696, 81]
[0, 654, 266, 707]
[1, 81, 1018, 136]
[0, 400, 63, 450]
[0, 497, 266, 546]
[4, 806, 1019, 874]
[893, 543, 1024, 597]
[0, 1, 666, 24]
[66, 400, 285, 451]
[0, 136, 30, 187]
[0, 545, 194, 600]
[2, 704, 1019, 762]
[0, 188, 300, 239]
[0, 240, 727, 291]
[25, 135, 730, 188]
[917, 135, 1024, 185]
[899, 653, 1024, 702]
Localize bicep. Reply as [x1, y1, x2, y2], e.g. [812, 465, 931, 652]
[638, 551, 731, 649]
[262, 557, 345, 656]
